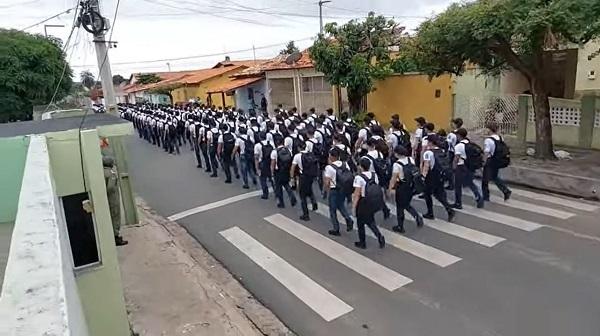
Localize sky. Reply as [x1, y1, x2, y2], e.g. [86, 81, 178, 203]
[1, 0, 454, 79]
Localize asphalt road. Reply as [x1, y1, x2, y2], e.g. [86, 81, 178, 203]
[126, 135, 600, 336]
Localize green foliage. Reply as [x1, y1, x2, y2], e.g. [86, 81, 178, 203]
[80, 70, 96, 90]
[413, 0, 600, 78]
[112, 74, 127, 85]
[413, 0, 600, 159]
[279, 41, 299, 55]
[310, 12, 403, 113]
[0, 29, 73, 122]
[135, 73, 162, 85]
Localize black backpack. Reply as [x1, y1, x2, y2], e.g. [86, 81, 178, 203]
[276, 147, 293, 176]
[252, 127, 261, 143]
[464, 140, 484, 171]
[359, 173, 384, 214]
[333, 164, 354, 196]
[222, 132, 236, 156]
[311, 140, 326, 164]
[366, 153, 391, 187]
[290, 134, 304, 155]
[301, 152, 320, 178]
[243, 136, 254, 157]
[397, 160, 425, 195]
[489, 137, 511, 168]
[374, 137, 390, 159]
[345, 123, 359, 151]
[392, 131, 412, 152]
[431, 148, 452, 182]
[260, 142, 273, 172]
[272, 132, 284, 146]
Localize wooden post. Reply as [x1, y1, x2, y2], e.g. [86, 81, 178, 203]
[221, 91, 226, 108]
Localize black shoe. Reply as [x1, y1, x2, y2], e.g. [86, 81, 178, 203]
[346, 221, 354, 232]
[277, 204, 285, 209]
[291, 184, 297, 191]
[477, 199, 485, 208]
[260, 195, 268, 200]
[383, 209, 391, 220]
[378, 235, 386, 248]
[354, 241, 366, 249]
[392, 226, 406, 234]
[504, 190, 512, 201]
[299, 214, 310, 221]
[290, 198, 297, 207]
[418, 193, 426, 199]
[197, 164, 202, 168]
[450, 203, 463, 210]
[312, 203, 318, 211]
[210, 174, 218, 178]
[423, 213, 435, 220]
[224, 180, 232, 184]
[445, 185, 455, 191]
[252, 180, 258, 186]
[416, 216, 424, 227]
[205, 169, 212, 173]
[115, 236, 128, 246]
[483, 196, 490, 202]
[242, 185, 250, 189]
[235, 175, 240, 179]
[447, 209, 456, 222]
[328, 230, 341, 236]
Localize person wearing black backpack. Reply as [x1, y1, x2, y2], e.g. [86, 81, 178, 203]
[233, 126, 257, 189]
[290, 141, 318, 220]
[421, 134, 456, 222]
[451, 128, 484, 209]
[364, 137, 392, 219]
[271, 136, 297, 209]
[482, 123, 512, 201]
[388, 145, 424, 233]
[323, 147, 354, 235]
[217, 123, 236, 183]
[352, 157, 385, 249]
[254, 132, 273, 199]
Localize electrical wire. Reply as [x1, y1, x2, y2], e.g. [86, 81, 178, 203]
[71, 37, 312, 67]
[20, 7, 76, 31]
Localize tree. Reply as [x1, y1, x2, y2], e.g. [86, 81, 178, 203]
[0, 29, 73, 122]
[148, 83, 181, 104]
[135, 73, 162, 85]
[412, 0, 600, 159]
[279, 40, 299, 55]
[112, 74, 127, 85]
[310, 12, 404, 115]
[80, 70, 96, 90]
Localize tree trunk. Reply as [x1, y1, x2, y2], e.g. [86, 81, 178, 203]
[530, 77, 556, 160]
[347, 89, 365, 117]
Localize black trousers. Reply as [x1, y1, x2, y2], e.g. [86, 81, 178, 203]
[482, 164, 510, 199]
[446, 152, 455, 188]
[424, 173, 451, 215]
[200, 143, 211, 172]
[395, 183, 420, 228]
[209, 147, 219, 175]
[193, 140, 203, 167]
[298, 175, 317, 216]
[356, 200, 383, 244]
[222, 157, 233, 182]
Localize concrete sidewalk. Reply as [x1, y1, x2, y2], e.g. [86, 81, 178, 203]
[118, 199, 294, 336]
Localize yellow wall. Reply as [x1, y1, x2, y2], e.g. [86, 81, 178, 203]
[367, 73, 454, 131]
[171, 68, 246, 107]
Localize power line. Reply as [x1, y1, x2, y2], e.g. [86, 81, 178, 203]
[71, 37, 313, 67]
[20, 7, 75, 31]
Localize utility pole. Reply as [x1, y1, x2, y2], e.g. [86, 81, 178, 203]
[86, 0, 118, 114]
[318, 0, 331, 34]
[252, 44, 256, 62]
[166, 62, 171, 71]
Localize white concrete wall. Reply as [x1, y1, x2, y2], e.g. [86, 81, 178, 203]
[0, 136, 89, 336]
[575, 40, 600, 94]
[234, 80, 266, 112]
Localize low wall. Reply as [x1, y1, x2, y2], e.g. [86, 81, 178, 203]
[0, 135, 89, 336]
[0, 137, 29, 223]
[593, 109, 600, 149]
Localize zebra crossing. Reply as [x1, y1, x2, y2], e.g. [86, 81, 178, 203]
[216, 187, 598, 323]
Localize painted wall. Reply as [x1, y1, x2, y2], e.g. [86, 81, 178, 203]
[367, 73, 454, 131]
[453, 65, 501, 97]
[172, 68, 248, 107]
[265, 68, 334, 113]
[45, 130, 129, 336]
[575, 40, 600, 95]
[234, 80, 266, 112]
[0, 136, 29, 223]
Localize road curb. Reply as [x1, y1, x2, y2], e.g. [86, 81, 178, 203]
[502, 165, 600, 200]
[135, 198, 296, 336]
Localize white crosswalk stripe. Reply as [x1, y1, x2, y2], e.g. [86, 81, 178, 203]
[315, 206, 461, 267]
[387, 204, 506, 247]
[477, 182, 598, 212]
[453, 204, 543, 232]
[486, 195, 575, 219]
[220, 226, 354, 321]
[264, 214, 413, 291]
